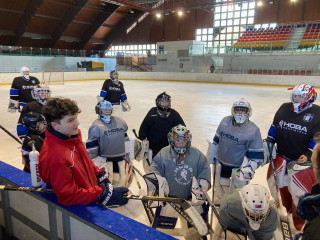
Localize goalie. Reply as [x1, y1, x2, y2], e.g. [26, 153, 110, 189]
[207, 98, 264, 204]
[149, 124, 211, 240]
[86, 100, 133, 188]
[215, 184, 279, 240]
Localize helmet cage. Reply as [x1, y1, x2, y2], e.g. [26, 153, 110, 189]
[22, 112, 46, 134]
[290, 84, 317, 113]
[168, 125, 191, 155]
[97, 100, 113, 123]
[156, 92, 171, 118]
[31, 84, 51, 105]
[232, 98, 252, 124]
[110, 70, 119, 83]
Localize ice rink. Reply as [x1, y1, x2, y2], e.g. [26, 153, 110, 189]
[0, 80, 292, 239]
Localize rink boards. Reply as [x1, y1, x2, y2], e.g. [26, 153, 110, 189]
[0, 161, 176, 240]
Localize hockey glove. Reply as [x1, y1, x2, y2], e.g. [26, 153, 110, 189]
[236, 160, 258, 181]
[191, 177, 207, 206]
[206, 140, 219, 164]
[96, 183, 129, 207]
[8, 99, 19, 113]
[262, 138, 276, 166]
[97, 169, 110, 187]
[121, 100, 131, 112]
[296, 192, 320, 221]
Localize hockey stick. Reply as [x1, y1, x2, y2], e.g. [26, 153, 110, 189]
[132, 129, 151, 166]
[0, 185, 54, 193]
[267, 141, 292, 240]
[0, 124, 22, 144]
[124, 158, 155, 224]
[209, 164, 216, 240]
[125, 195, 209, 236]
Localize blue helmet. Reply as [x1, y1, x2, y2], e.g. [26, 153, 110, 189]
[97, 100, 113, 123]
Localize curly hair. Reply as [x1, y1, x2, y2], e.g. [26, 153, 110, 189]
[42, 97, 81, 123]
[313, 145, 320, 184]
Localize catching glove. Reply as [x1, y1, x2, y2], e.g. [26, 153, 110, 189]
[8, 99, 19, 113]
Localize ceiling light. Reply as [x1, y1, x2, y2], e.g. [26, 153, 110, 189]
[257, 1, 263, 6]
[178, 11, 183, 16]
[156, 13, 161, 18]
[269, 0, 274, 4]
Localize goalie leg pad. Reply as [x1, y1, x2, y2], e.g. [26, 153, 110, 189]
[214, 163, 230, 203]
[92, 156, 106, 168]
[124, 138, 136, 160]
[103, 161, 113, 183]
[230, 167, 249, 191]
[112, 160, 133, 188]
[206, 140, 218, 164]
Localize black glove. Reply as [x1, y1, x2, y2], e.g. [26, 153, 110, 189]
[97, 170, 110, 187]
[96, 183, 129, 207]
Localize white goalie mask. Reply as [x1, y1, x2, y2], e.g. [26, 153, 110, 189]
[97, 100, 113, 124]
[231, 98, 252, 124]
[290, 84, 317, 114]
[168, 124, 192, 155]
[31, 84, 51, 105]
[110, 70, 119, 84]
[239, 184, 271, 230]
[20, 66, 30, 79]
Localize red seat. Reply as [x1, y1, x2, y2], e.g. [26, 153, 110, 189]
[289, 70, 294, 75]
[278, 70, 283, 75]
[253, 69, 257, 74]
[283, 70, 288, 75]
[263, 70, 267, 75]
[272, 70, 277, 75]
[248, 69, 253, 74]
[268, 70, 272, 75]
[306, 70, 312, 76]
[300, 70, 306, 76]
[294, 70, 300, 75]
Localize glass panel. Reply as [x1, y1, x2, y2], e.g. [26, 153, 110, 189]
[234, 18, 240, 25]
[228, 12, 234, 18]
[221, 6, 227, 12]
[207, 42, 213, 47]
[134, 45, 137, 50]
[270, 23, 277, 28]
[234, 26, 240, 32]
[235, 4, 241, 11]
[196, 36, 202, 41]
[227, 19, 233, 26]
[248, 10, 255, 16]
[242, 2, 248, 9]
[255, 24, 261, 29]
[215, 13, 221, 19]
[115, 46, 119, 50]
[221, 13, 227, 19]
[234, 11, 240, 18]
[241, 10, 247, 17]
[226, 34, 232, 40]
[216, 6, 221, 12]
[208, 35, 213, 41]
[139, 45, 143, 49]
[233, 33, 239, 39]
[221, 20, 226, 26]
[262, 24, 269, 28]
[248, 17, 254, 24]
[208, 28, 214, 34]
[203, 28, 207, 34]
[202, 35, 207, 41]
[196, 29, 201, 35]
[151, 44, 156, 49]
[220, 34, 226, 40]
[241, 18, 247, 24]
[215, 21, 220, 27]
[249, 2, 255, 8]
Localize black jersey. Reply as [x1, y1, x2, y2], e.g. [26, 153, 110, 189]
[17, 101, 43, 138]
[10, 76, 40, 107]
[99, 79, 127, 105]
[268, 102, 320, 160]
[139, 107, 185, 157]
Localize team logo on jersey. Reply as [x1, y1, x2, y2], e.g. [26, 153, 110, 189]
[174, 165, 193, 186]
[220, 131, 239, 143]
[278, 120, 307, 134]
[303, 113, 314, 122]
[109, 86, 121, 92]
[104, 127, 124, 136]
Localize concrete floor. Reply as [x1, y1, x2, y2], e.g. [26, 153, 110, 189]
[0, 80, 292, 239]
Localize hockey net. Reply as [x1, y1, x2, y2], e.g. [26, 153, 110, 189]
[42, 71, 64, 85]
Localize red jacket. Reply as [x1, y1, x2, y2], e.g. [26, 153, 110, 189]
[39, 128, 103, 205]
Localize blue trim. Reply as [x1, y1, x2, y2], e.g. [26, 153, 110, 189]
[267, 125, 276, 139]
[308, 139, 316, 150]
[247, 151, 264, 159]
[100, 91, 107, 98]
[17, 125, 28, 137]
[213, 135, 219, 144]
[10, 89, 19, 95]
[86, 140, 99, 149]
[121, 94, 127, 101]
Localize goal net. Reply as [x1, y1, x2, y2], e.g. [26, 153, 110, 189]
[42, 71, 64, 85]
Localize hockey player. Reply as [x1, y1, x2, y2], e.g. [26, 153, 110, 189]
[39, 97, 129, 206]
[99, 70, 131, 112]
[86, 100, 133, 187]
[8, 66, 40, 113]
[264, 84, 320, 230]
[21, 112, 46, 173]
[208, 98, 264, 203]
[294, 141, 320, 240]
[217, 184, 279, 240]
[17, 84, 51, 138]
[149, 124, 211, 239]
[138, 92, 185, 159]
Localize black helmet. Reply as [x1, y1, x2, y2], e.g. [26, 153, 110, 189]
[22, 112, 46, 134]
[155, 92, 171, 118]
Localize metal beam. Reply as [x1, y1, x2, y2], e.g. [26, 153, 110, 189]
[12, 0, 45, 46]
[77, 4, 119, 49]
[50, 0, 89, 48]
[98, 10, 145, 50]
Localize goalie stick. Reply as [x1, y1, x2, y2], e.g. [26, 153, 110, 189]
[0, 124, 22, 144]
[125, 195, 209, 236]
[267, 141, 292, 240]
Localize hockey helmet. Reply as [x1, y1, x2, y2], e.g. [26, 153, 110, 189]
[290, 84, 317, 113]
[168, 124, 192, 155]
[156, 92, 171, 118]
[97, 100, 113, 123]
[110, 70, 119, 83]
[239, 184, 271, 230]
[22, 112, 46, 134]
[231, 98, 252, 124]
[31, 84, 51, 105]
[20, 66, 30, 79]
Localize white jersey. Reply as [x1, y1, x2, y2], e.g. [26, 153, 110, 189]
[150, 146, 211, 200]
[86, 116, 128, 159]
[213, 116, 264, 167]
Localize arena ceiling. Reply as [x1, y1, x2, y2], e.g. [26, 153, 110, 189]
[0, 0, 228, 52]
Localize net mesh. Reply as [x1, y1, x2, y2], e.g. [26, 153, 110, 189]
[42, 71, 64, 85]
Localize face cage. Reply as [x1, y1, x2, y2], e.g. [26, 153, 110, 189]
[243, 206, 270, 224]
[156, 97, 171, 110]
[33, 89, 51, 104]
[28, 121, 46, 134]
[170, 133, 190, 154]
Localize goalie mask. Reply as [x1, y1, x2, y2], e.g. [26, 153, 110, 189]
[22, 112, 46, 134]
[156, 92, 171, 118]
[20, 66, 30, 80]
[168, 124, 192, 155]
[97, 100, 113, 124]
[231, 98, 252, 124]
[290, 84, 317, 114]
[239, 184, 271, 230]
[110, 70, 119, 84]
[31, 84, 51, 105]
